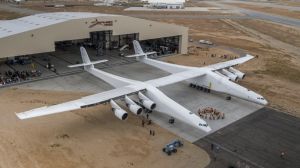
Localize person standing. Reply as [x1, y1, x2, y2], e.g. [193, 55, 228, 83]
[280, 151, 285, 159]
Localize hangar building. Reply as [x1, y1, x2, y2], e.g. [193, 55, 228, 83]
[0, 12, 188, 59]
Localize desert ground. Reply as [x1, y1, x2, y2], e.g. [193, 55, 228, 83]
[0, 88, 210, 168]
[0, 10, 24, 19]
[0, 0, 300, 167]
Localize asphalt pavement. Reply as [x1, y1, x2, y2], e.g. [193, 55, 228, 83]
[205, 1, 300, 27]
[194, 107, 300, 168]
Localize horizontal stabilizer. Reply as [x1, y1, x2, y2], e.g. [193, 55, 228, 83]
[125, 52, 156, 58]
[68, 60, 108, 68]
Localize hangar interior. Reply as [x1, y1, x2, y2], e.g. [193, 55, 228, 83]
[0, 12, 187, 86]
[55, 31, 179, 56]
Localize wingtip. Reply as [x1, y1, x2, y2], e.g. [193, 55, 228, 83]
[245, 54, 254, 58]
[15, 112, 26, 120]
[67, 65, 75, 68]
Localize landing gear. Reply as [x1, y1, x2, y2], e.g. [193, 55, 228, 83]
[169, 117, 175, 124]
[190, 83, 210, 93]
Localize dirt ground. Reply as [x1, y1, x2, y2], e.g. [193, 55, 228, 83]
[235, 19, 300, 48]
[229, 3, 300, 19]
[0, 10, 25, 19]
[0, 88, 210, 168]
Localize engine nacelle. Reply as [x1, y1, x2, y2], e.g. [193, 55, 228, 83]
[113, 108, 128, 120]
[138, 92, 156, 110]
[141, 99, 156, 110]
[214, 71, 229, 79]
[128, 104, 143, 115]
[221, 69, 238, 81]
[110, 100, 128, 120]
[125, 96, 142, 115]
[228, 67, 245, 79]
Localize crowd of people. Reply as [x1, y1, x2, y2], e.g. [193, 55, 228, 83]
[0, 69, 42, 86]
[198, 107, 225, 120]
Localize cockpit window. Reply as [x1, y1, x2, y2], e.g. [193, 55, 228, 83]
[199, 123, 208, 127]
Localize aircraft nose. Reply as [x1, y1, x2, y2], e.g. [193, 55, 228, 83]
[206, 126, 212, 132]
[198, 123, 212, 132]
[262, 99, 268, 105]
[257, 98, 268, 105]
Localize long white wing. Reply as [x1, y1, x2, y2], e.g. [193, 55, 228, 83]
[208, 54, 254, 70]
[146, 69, 205, 87]
[16, 85, 145, 119]
[144, 55, 254, 87]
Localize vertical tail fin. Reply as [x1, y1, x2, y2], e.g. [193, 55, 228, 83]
[126, 40, 156, 60]
[80, 46, 93, 70]
[80, 47, 91, 63]
[133, 40, 144, 55]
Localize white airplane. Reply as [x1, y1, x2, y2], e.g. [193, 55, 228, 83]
[16, 41, 267, 133]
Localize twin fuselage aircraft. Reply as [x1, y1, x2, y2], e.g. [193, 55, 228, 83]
[16, 40, 267, 132]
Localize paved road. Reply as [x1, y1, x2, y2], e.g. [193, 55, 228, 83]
[222, 0, 300, 11]
[194, 107, 300, 168]
[205, 1, 300, 27]
[127, 14, 252, 20]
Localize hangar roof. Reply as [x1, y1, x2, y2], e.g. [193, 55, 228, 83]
[0, 12, 188, 57]
[0, 12, 112, 38]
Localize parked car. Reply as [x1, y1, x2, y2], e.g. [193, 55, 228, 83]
[162, 139, 183, 156]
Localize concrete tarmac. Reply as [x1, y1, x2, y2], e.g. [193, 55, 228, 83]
[194, 107, 300, 168]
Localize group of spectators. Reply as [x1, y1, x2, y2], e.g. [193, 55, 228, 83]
[198, 107, 225, 120]
[0, 69, 42, 86]
[0, 57, 42, 86]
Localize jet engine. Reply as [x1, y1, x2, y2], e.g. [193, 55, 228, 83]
[138, 92, 156, 110]
[221, 69, 238, 81]
[110, 100, 128, 120]
[228, 67, 245, 79]
[125, 96, 143, 115]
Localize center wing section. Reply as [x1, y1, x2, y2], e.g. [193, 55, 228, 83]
[146, 69, 205, 87]
[16, 85, 145, 120]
